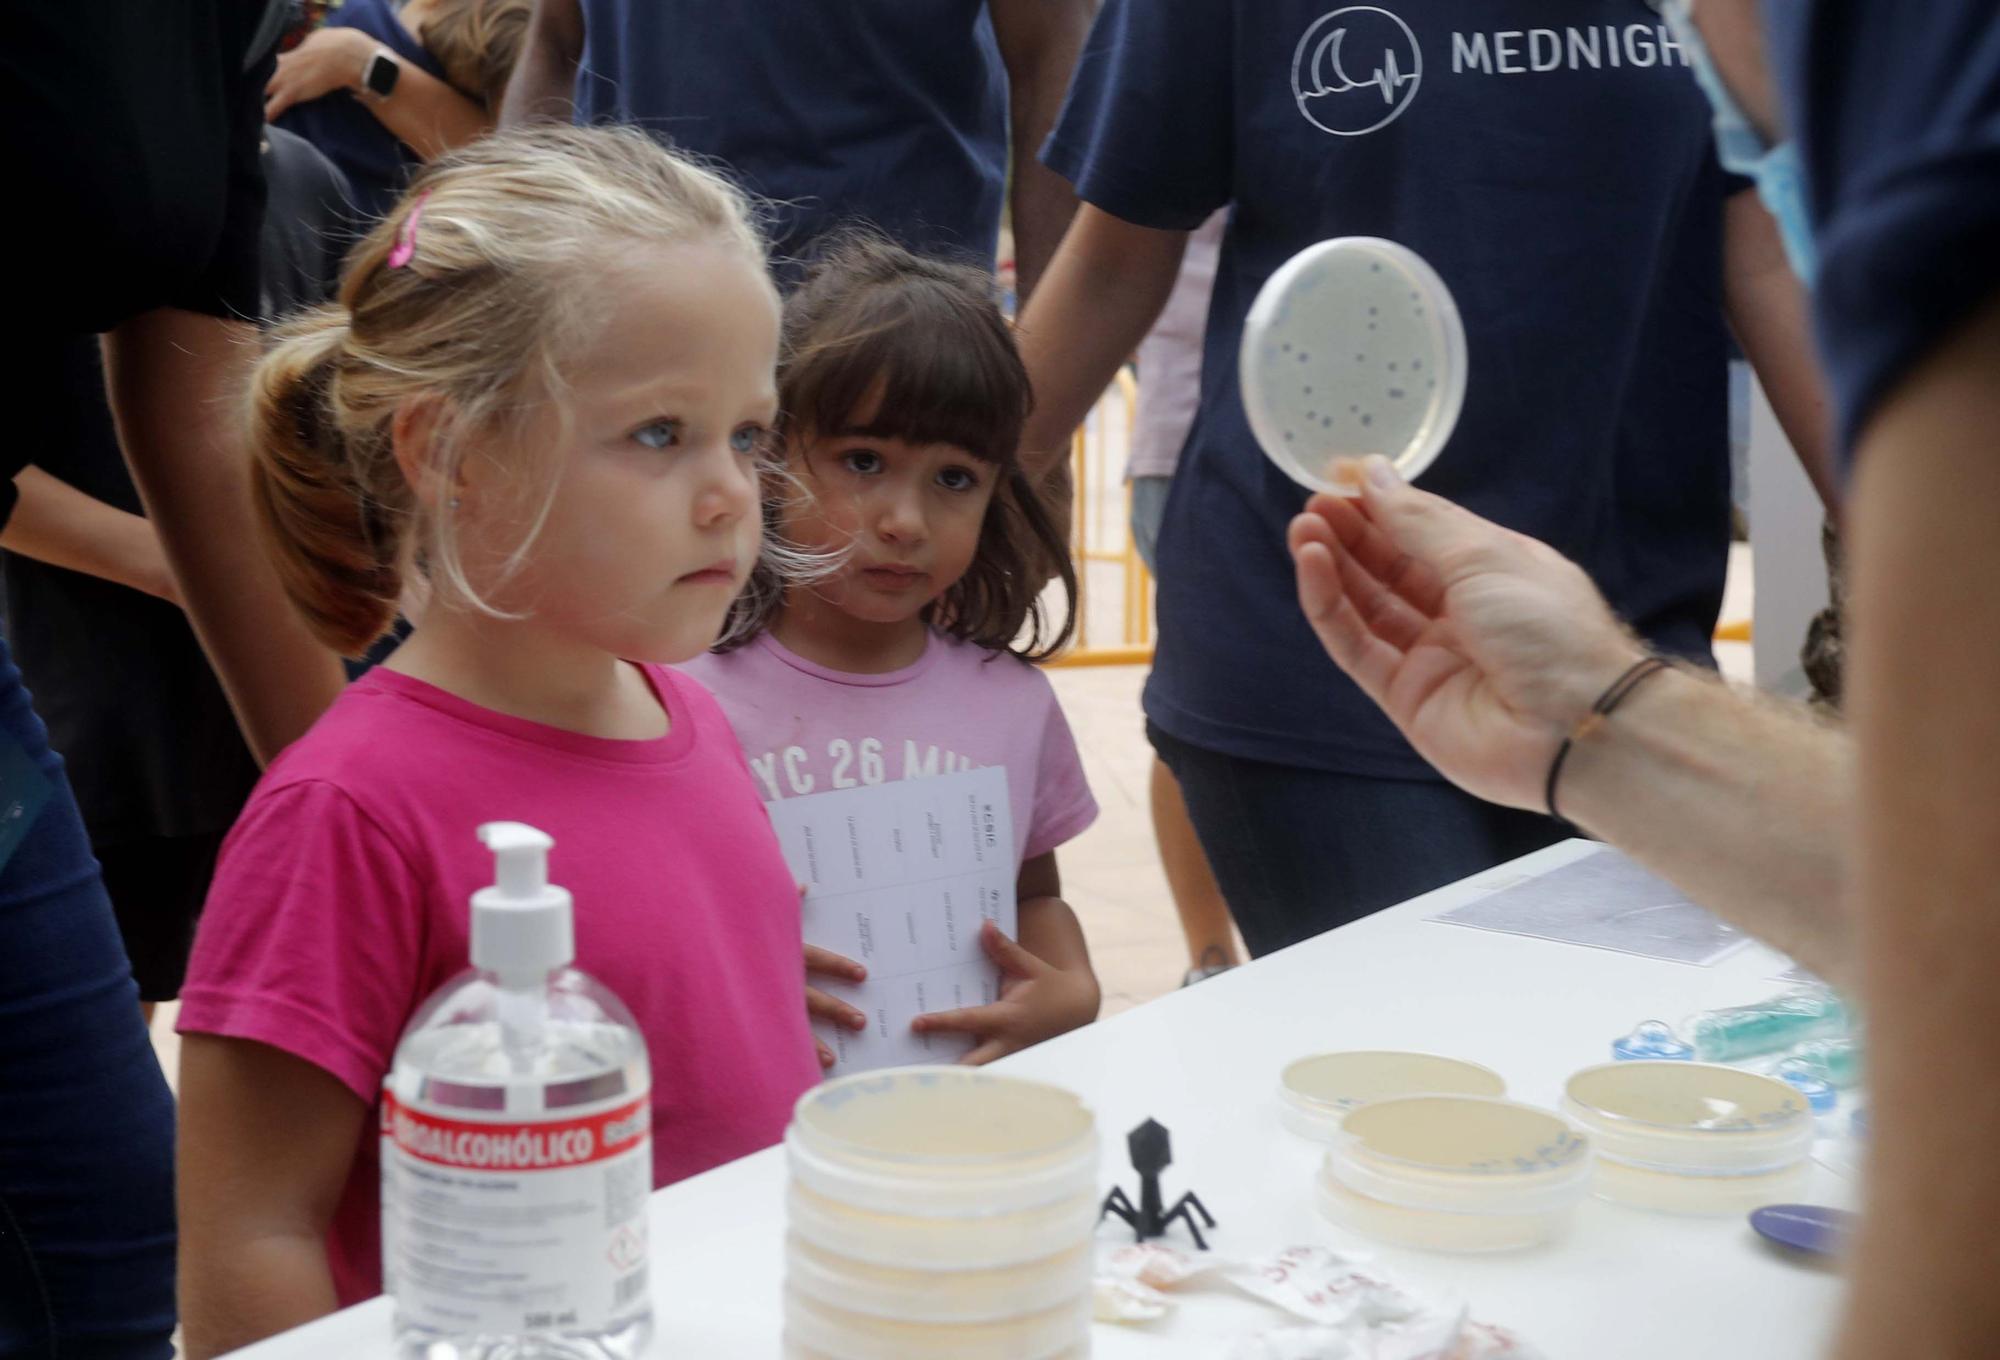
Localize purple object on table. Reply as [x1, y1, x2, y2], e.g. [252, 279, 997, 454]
[1750, 1204, 1855, 1258]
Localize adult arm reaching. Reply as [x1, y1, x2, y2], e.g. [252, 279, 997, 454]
[1286, 456, 1854, 985]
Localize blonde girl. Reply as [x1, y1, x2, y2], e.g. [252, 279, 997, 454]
[173, 126, 819, 1356]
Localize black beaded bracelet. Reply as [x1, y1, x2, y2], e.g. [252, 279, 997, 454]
[1545, 657, 1672, 826]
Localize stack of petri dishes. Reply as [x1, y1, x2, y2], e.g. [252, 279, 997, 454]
[1562, 1061, 1816, 1214]
[783, 1067, 1099, 1359]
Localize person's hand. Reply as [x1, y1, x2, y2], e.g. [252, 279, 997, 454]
[1288, 456, 1646, 811]
[910, 920, 1099, 1065]
[803, 944, 867, 1070]
[265, 26, 373, 122]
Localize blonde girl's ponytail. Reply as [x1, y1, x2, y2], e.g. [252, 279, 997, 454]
[246, 306, 412, 657]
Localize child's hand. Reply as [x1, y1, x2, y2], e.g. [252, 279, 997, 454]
[804, 944, 866, 1070]
[910, 920, 1099, 1065]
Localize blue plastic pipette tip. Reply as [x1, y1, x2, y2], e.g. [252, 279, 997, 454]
[1777, 1062, 1838, 1114]
[1612, 1020, 1695, 1061]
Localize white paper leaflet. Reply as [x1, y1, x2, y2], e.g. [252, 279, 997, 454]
[764, 765, 1016, 1074]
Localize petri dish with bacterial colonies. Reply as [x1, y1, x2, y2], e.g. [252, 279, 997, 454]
[1240, 236, 1467, 495]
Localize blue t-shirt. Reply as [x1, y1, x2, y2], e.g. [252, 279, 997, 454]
[1766, 3, 2000, 454]
[573, 1, 1008, 268]
[1045, 0, 1743, 779]
[278, 0, 449, 226]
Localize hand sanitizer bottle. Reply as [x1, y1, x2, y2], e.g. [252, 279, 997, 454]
[382, 822, 653, 1358]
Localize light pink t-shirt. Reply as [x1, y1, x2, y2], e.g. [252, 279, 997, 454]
[177, 665, 819, 1307]
[677, 632, 1098, 868]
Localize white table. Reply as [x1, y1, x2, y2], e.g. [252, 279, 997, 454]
[240, 840, 1854, 1358]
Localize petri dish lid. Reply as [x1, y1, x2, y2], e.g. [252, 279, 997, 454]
[1324, 1095, 1592, 1217]
[783, 1283, 1090, 1360]
[1562, 1061, 1815, 1176]
[785, 1182, 1100, 1272]
[785, 1233, 1094, 1324]
[1279, 1051, 1506, 1142]
[787, 1068, 1098, 1216]
[1240, 236, 1467, 495]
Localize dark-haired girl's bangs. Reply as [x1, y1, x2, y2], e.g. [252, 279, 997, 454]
[787, 292, 1026, 464]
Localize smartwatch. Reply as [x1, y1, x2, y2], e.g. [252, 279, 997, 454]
[362, 48, 401, 98]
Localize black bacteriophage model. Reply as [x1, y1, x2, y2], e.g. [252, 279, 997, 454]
[1098, 1118, 1216, 1251]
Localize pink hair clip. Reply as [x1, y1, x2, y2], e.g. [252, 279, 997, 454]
[387, 189, 432, 269]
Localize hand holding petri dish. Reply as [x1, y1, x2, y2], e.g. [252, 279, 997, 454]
[1239, 237, 1467, 495]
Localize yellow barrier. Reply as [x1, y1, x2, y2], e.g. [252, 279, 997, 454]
[1045, 370, 1155, 668]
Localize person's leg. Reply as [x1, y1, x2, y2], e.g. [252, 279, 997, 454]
[0, 637, 177, 1359]
[1132, 477, 1240, 977]
[1148, 722, 1565, 956]
[1148, 758, 1240, 976]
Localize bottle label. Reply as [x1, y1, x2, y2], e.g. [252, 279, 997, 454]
[381, 1088, 652, 1336]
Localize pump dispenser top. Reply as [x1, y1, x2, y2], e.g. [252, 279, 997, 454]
[471, 821, 575, 986]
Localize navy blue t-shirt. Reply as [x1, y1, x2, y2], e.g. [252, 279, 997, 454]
[2, 0, 270, 531]
[573, 1, 1008, 268]
[1045, 0, 1743, 779]
[1766, 2, 2000, 454]
[278, 0, 450, 226]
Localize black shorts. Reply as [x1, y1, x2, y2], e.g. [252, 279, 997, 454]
[97, 831, 227, 1003]
[1145, 721, 1565, 957]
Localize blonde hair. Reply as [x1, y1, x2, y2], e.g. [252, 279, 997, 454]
[249, 124, 768, 657]
[421, 0, 533, 109]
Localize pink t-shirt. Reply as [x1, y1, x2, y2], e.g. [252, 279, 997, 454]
[677, 632, 1097, 867]
[177, 665, 819, 1307]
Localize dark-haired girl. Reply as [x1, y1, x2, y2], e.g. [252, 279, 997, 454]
[683, 235, 1102, 1069]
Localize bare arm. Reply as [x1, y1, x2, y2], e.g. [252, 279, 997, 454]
[177, 1035, 369, 1359]
[990, 0, 1095, 303]
[1014, 205, 1188, 482]
[1287, 460, 1855, 986]
[362, 61, 492, 160]
[1835, 293, 2000, 1360]
[263, 26, 492, 159]
[1723, 191, 1842, 516]
[499, 0, 585, 126]
[1557, 664, 1854, 985]
[0, 467, 177, 603]
[102, 310, 344, 763]
[1016, 851, 1095, 979]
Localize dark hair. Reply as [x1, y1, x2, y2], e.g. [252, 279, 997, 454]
[718, 232, 1076, 660]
